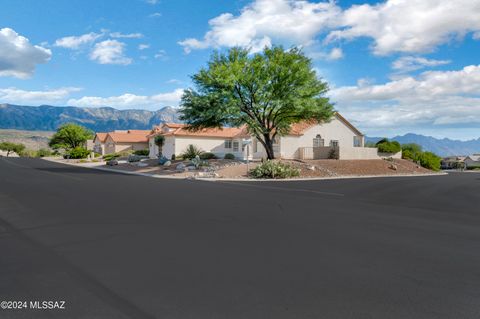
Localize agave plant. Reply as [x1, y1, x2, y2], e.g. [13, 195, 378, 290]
[180, 144, 203, 160]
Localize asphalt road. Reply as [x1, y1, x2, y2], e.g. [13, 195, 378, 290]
[1, 157, 480, 319]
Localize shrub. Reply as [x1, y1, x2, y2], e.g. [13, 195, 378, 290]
[128, 154, 141, 162]
[250, 160, 300, 179]
[328, 148, 339, 159]
[377, 140, 401, 154]
[18, 149, 37, 157]
[36, 148, 52, 157]
[67, 147, 90, 159]
[224, 153, 235, 160]
[401, 143, 422, 160]
[200, 152, 217, 160]
[133, 149, 149, 156]
[180, 144, 203, 160]
[171, 154, 176, 160]
[417, 151, 441, 171]
[103, 153, 119, 161]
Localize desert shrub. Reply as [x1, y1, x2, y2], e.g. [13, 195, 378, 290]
[180, 144, 203, 160]
[250, 160, 300, 179]
[171, 154, 176, 160]
[224, 153, 235, 160]
[36, 148, 52, 157]
[117, 150, 133, 157]
[417, 151, 441, 171]
[133, 149, 149, 156]
[328, 148, 339, 159]
[103, 153, 119, 161]
[18, 149, 37, 157]
[377, 140, 401, 154]
[200, 152, 217, 160]
[401, 143, 422, 160]
[67, 147, 90, 159]
[128, 154, 141, 162]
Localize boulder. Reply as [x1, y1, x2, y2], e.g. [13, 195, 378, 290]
[158, 156, 169, 165]
[176, 163, 186, 171]
[107, 160, 118, 166]
[163, 160, 172, 167]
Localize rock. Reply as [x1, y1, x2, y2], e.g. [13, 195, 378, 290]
[128, 155, 141, 162]
[137, 162, 148, 167]
[306, 165, 316, 171]
[163, 160, 171, 167]
[107, 160, 118, 166]
[158, 156, 168, 165]
[176, 163, 186, 171]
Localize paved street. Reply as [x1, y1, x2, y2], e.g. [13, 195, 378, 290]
[1, 157, 480, 318]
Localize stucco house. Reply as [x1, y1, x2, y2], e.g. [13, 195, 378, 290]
[464, 154, 480, 169]
[94, 130, 150, 155]
[148, 113, 400, 160]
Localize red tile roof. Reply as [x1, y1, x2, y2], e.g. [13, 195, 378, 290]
[94, 133, 108, 143]
[106, 132, 149, 143]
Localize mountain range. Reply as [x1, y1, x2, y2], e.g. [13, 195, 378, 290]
[0, 104, 478, 156]
[0, 103, 180, 132]
[366, 134, 480, 157]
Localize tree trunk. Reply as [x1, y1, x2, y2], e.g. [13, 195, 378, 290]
[263, 134, 275, 160]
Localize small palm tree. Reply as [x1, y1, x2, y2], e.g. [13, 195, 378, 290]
[155, 135, 165, 157]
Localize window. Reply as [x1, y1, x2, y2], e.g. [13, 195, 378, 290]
[313, 134, 324, 147]
[224, 140, 232, 149]
[233, 141, 239, 152]
[353, 136, 362, 147]
[330, 140, 339, 147]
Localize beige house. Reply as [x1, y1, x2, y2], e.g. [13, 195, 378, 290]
[94, 130, 149, 155]
[148, 113, 401, 160]
[465, 154, 480, 168]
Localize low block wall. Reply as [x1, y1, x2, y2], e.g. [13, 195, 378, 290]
[339, 147, 401, 160]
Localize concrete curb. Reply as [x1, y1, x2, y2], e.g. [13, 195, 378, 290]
[42, 158, 447, 182]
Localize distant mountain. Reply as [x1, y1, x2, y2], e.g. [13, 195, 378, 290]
[366, 133, 480, 157]
[0, 104, 180, 132]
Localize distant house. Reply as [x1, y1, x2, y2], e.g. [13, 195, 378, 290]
[104, 130, 150, 155]
[441, 156, 466, 169]
[148, 113, 401, 160]
[465, 154, 480, 169]
[93, 133, 108, 155]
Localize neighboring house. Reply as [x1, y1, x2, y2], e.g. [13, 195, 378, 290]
[93, 133, 108, 155]
[464, 154, 480, 169]
[148, 113, 400, 160]
[441, 156, 466, 169]
[99, 130, 150, 155]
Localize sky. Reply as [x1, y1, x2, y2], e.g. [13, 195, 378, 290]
[0, 0, 479, 140]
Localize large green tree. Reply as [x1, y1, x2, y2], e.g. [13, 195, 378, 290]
[180, 46, 334, 159]
[49, 123, 93, 151]
[0, 142, 25, 157]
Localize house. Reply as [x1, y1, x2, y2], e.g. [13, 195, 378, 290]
[94, 130, 150, 155]
[441, 156, 466, 169]
[93, 133, 108, 155]
[464, 154, 480, 169]
[148, 113, 401, 160]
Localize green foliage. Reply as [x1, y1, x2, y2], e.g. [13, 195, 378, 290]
[0, 142, 25, 156]
[18, 149, 37, 157]
[36, 148, 52, 157]
[328, 148, 339, 159]
[154, 135, 165, 156]
[133, 149, 149, 156]
[200, 152, 217, 160]
[180, 46, 334, 159]
[417, 151, 441, 171]
[250, 160, 300, 179]
[49, 123, 93, 151]
[180, 144, 203, 160]
[224, 153, 235, 160]
[103, 153, 120, 161]
[66, 147, 90, 159]
[128, 154, 141, 162]
[376, 139, 401, 153]
[401, 143, 422, 160]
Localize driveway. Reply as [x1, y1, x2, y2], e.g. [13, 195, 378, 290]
[1, 157, 479, 318]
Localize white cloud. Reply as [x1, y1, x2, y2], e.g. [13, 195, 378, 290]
[330, 65, 480, 131]
[327, 0, 480, 55]
[149, 12, 162, 18]
[67, 88, 184, 109]
[178, 0, 341, 54]
[138, 44, 150, 50]
[110, 32, 143, 39]
[392, 56, 451, 73]
[309, 47, 344, 61]
[89, 40, 132, 65]
[0, 28, 51, 79]
[0, 87, 81, 105]
[179, 0, 480, 56]
[154, 49, 167, 60]
[166, 79, 183, 84]
[145, 0, 159, 4]
[54, 32, 102, 49]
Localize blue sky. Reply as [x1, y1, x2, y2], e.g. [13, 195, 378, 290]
[0, 0, 479, 139]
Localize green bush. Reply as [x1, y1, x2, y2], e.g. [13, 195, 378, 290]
[417, 151, 441, 171]
[377, 140, 401, 153]
[67, 147, 90, 159]
[200, 152, 217, 160]
[36, 148, 52, 157]
[401, 143, 422, 160]
[180, 144, 203, 160]
[18, 149, 37, 157]
[103, 153, 119, 161]
[133, 149, 149, 156]
[250, 160, 300, 179]
[224, 153, 235, 160]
